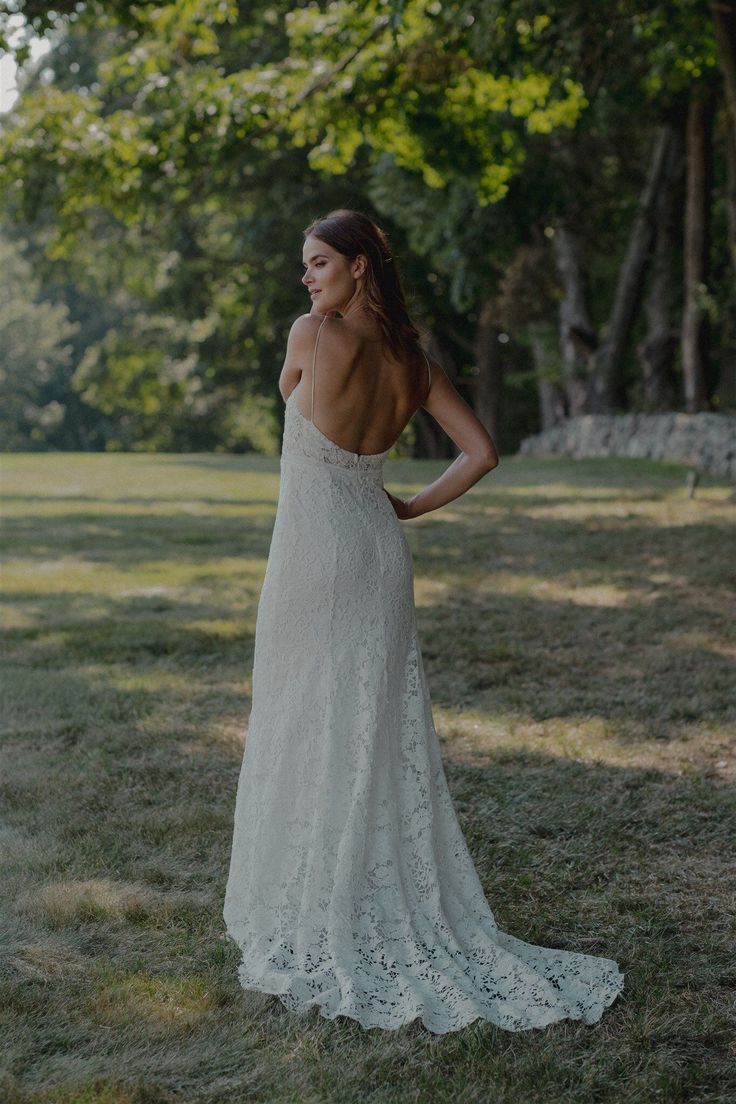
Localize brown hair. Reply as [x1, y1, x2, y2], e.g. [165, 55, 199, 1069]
[302, 208, 424, 364]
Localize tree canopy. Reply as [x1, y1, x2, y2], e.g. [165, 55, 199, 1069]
[1, 0, 733, 453]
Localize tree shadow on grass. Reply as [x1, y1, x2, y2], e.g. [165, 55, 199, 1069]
[1, 511, 276, 564]
[3, 495, 732, 739]
[6, 567, 731, 744]
[3, 584, 259, 684]
[3, 495, 732, 596]
[418, 586, 734, 737]
[2, 492, 280, 508]
[414, 514, 733, 591]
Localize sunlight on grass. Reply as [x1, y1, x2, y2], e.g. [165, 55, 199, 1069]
[91, 972, 216, 1034]
[14, 879, 172, 928]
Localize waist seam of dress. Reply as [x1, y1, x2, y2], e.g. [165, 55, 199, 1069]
[281, 450, 384, 480]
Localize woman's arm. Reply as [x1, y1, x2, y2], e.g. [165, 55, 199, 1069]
[387, 358, 499, 519]
[277, 306, 341, 401]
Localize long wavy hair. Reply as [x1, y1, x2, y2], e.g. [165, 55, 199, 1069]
[302, 209, 425, 365]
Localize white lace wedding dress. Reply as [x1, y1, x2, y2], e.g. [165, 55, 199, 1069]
[223, 322, 625, 1033]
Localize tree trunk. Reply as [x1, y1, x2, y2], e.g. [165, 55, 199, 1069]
[721, 103, 736, 274]
[594, 125, 676, 409]
[552, 226, 602, 414]
[713, 3, 736, 274]
[720, 109, 736, 405]
[528, 325, 566, 429]
[637, 113, 686, 409]
[712, 2, 736, 131]
[474, 297, 503, 444]
[537, 374, 567, 430]
[681, 87, 715, 413]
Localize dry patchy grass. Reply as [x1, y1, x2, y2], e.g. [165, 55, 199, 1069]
[1, 451, 734, 1104]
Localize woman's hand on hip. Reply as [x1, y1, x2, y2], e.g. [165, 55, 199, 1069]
[384, 488, 416, 520]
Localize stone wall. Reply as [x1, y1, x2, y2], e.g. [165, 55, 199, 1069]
[518, 412, 736, 478]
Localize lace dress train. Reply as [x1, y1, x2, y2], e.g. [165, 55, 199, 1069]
[223, 379, 624, 1034]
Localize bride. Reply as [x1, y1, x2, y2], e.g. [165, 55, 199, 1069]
[223, 208, 624, 1033]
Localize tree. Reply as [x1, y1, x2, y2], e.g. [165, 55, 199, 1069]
[0, 236, 78, 448]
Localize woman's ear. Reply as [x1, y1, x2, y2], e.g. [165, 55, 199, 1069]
[352, 254, 368, 279]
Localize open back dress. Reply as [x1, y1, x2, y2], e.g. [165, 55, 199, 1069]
[223, 316, 625, 1033]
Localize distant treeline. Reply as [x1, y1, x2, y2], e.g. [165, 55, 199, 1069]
[1, 1, 734, 455]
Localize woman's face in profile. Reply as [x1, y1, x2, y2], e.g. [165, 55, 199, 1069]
[301, 235, 364, 315]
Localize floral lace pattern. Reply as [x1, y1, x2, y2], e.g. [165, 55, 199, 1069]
[223, 396, 625, 1033]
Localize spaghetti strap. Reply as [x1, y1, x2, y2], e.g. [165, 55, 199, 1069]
[311, 315, 329, 423]
[423, 350, 431, 400]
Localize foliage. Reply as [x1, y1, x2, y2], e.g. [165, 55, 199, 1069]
[0, 0, 732, 452]
[0, 236, 78, 448]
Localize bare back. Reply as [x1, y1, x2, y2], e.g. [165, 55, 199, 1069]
[290, 315, 431, 456]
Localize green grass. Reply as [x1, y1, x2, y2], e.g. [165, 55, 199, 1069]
[1, 451, 734, 1104]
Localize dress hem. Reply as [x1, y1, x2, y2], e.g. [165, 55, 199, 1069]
[231, 953, 626, 1036]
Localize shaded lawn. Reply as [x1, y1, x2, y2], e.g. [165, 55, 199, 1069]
[1, 451, 734, 1104]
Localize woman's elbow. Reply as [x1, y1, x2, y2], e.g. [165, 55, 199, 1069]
[462, 441, 499, 473]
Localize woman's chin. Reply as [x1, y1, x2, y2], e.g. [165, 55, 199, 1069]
[311, 299, 339, 316]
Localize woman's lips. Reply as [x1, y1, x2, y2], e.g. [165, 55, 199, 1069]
[310, 290, 321, 296]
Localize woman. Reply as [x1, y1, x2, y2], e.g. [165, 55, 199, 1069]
[223, 208, 624, 1033]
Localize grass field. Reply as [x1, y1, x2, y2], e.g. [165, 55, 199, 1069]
[1, 451, 734, 1104]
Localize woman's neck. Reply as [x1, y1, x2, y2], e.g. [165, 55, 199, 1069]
[339, 301, 382, 339]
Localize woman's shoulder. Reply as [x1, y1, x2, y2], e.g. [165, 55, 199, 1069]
[289, 311, 329, 339]
[288, 312, 370, 357]
[288, 311, 350, 338]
